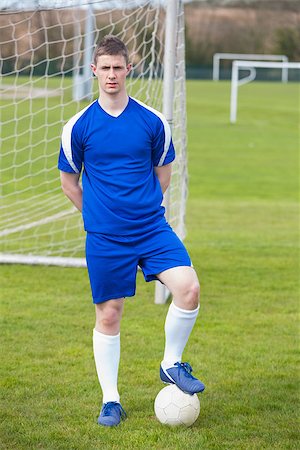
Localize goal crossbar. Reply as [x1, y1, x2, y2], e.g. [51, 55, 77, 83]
[213, 53, 289, 82]
[230, 60, 300, 123]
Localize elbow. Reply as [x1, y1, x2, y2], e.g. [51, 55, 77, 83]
[162, 174, 172, 193]
[60, 179, 75, 200]
[161, 180, 171, 194]
[61, 184, 77, 201]
[60, 181, 69, 197]
[60, 172, 77, 197]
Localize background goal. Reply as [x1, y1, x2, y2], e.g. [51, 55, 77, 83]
[0, 0, 188, 282]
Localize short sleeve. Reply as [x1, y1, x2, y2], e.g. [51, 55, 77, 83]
[152, 117, 175, 167]
[58, 121, 83, 174]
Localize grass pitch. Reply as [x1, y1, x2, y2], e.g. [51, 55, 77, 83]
[1, 80, 299, 449]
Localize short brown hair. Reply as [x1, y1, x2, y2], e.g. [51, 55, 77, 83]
[93, 35, 129, 65]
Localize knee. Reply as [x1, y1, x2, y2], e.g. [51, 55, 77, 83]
[95, 301, 123, 333]
[181, 280, 200, 310]
[97, 309, 120, 329]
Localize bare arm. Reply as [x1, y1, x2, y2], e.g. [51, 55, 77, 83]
[154, 163, 172, 194]
[60, 171, 82, 212]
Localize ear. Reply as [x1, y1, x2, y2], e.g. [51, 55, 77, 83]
[91, 63, 97, 76]
[126, 63, 132, 76]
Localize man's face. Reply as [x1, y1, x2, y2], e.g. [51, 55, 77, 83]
[91, 54, 131, 95]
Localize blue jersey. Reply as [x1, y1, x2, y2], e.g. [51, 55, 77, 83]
[58, 97, 175, 235]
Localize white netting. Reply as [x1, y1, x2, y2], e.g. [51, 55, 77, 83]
[0, 0, 187, 266]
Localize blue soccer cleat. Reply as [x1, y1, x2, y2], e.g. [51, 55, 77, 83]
[160, 362, 205, 395]
[97, 401, 127, 427]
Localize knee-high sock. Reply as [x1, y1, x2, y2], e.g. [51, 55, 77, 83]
[93, 328, 120, 404]
[162, 301, 199, 370]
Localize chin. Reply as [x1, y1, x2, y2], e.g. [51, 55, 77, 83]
[106, 89, 119, 94]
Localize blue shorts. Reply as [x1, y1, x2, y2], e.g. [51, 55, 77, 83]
[85, 224, 191, 303]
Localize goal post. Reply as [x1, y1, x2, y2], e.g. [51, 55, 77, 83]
[0, 0, 188, 304]
[155, 0, 179, 305]
[230, 60, 300, 123]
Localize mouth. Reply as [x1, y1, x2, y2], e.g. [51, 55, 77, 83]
[107, 83, 117, 88]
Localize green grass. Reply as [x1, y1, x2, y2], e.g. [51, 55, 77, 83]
[1, 80, 299, 449]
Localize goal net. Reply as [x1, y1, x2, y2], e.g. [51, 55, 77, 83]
[0, 0, 188, 268]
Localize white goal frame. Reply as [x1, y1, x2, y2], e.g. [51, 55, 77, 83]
[213, 53, 289, 82]
[230, 60, 300, 123]
[0, 0, 188, 305]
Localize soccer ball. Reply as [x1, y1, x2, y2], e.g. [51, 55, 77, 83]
[154, 384, 200, 427]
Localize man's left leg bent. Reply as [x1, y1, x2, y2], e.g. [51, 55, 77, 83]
[157, 266, 205, 394]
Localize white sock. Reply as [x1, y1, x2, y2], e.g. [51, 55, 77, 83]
[162, 301, 199, 371]
[93, 328, 120, 404]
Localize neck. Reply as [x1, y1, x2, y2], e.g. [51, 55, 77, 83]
[98, 91, 129, 117]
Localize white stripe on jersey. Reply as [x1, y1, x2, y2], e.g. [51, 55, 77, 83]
[61, 102, 94, 173]
[132, 97, 172, 166]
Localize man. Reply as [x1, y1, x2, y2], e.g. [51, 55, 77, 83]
[58, 35, 205, 427]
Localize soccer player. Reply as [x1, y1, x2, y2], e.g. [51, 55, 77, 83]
[58, 35, 205, 427]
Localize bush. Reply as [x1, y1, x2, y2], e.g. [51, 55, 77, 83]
[274, 27, 300, 60]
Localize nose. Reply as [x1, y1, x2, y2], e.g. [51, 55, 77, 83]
[108, 67, 116, 79]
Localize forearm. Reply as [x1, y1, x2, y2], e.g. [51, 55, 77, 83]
[60, 172, 83, 212]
